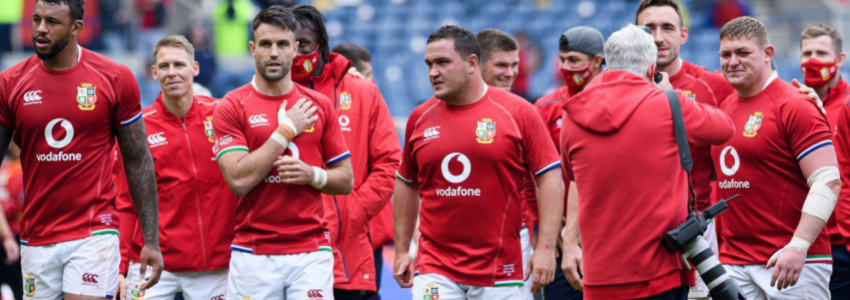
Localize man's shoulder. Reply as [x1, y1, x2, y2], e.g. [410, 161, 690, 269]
[534, 86, 571, 109]
[295, 84, 334, 108]
[0, 56, 40, 86]
[82, 48, 134, 78]
[194, 95, 220, 115]
[221, 84, 254, 103]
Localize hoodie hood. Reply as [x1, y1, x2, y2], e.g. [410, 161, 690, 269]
[562, 70, 657, 133]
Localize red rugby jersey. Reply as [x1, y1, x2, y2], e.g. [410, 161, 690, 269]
[819, 78, 850, 246]
[213, 81, 350, 255]
[0, 47, 141, 246]
[713, 74, 833, 265]
[397, 87, 561, 287]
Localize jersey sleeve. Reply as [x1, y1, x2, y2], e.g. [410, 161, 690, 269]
[319, 101, 351, 166]
[213, 98, 250, 160]
[396, 111, 421, 185]
[112, 67, 143, 128]
[0, 78, 14, 129]
[833, 104, 850, 248]
[518, 104, 562, 177]
[780, 97, 834, 161]
[677, 90, 735, 146]
[705, 71, 735, 106]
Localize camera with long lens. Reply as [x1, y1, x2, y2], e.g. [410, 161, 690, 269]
[662, 195, 746, 300]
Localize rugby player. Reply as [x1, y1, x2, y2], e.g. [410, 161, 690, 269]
[0, 0, 164, 299]
[112, 35, 236, 300]
[290, 5, 401, 299]
[713, 17, 838, 299]
[393, 25, 564, 299]
[213, 6, 353, 300]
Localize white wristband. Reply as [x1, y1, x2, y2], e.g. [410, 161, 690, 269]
[277, 109, 296, 133]
[310, 166, 328, 190]
[768, 237, 812, 265]
[270, 132, 289, 147]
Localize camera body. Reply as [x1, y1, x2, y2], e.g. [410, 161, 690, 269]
[662, 211, 706, 253]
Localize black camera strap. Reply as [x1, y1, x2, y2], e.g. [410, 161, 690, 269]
[664, 89, 697, 213]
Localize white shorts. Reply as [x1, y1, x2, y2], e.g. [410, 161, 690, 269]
[227, 250, 334, 300]
[688, 221, 718, 299]
[520, 227, 533, 300]
[21, 234, 120, 300]
[724, 263, 832, 300]
[412, 273, 524, 300]
[125, 262, 227, 300]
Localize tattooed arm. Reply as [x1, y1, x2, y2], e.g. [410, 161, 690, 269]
[116, 119, 163, 289]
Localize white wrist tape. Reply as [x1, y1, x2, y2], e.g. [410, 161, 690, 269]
[310, 166, 328, 190]
[803, 166, 840, 222]
[270, 132, 289, 147]
[768, 237, 812, 265]
[277, 107, 296, 133]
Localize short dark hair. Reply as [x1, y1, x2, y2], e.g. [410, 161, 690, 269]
[291, 4, 330, 63]
[37, 0, 85, 23]
[476, 29, 519, 64]
[635, 0, 683, 29]
[802, 23, 843, 54]
[251, 5, 298, 41]
[332, 43, 371, 71]
[427, 25, 481, 63]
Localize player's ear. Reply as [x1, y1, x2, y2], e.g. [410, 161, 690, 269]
[836, 52, 846, 68]
[249, 41, 256, 57]
[764, 44, 775, 63]
[150, 64, 158, 81]
[680, 27, 689, 45]
[646, 63, 656, 80]
[469, 54, 479, 74]
[192, 61, 200, 77]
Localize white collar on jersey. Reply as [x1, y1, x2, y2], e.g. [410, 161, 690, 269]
[251, 75, 258, 91]
[38, 44, 82, 65]
[761, 71, 778, 92]
[479, 84, 489, 101]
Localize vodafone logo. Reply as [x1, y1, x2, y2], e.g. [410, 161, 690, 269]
[718, 146, 750, 189]
[719, 146, 739, 176]
[147, 132, 168, 148]
[45, 118, 74, 148]
[24, 91, 42, 105]
[339, 115, 351, 132]
[249, 114, 270, 128]
[424, 126, 440, 140]
[441, 152, 471, 183]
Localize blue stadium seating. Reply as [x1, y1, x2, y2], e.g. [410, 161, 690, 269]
[325, 0, 757, 116]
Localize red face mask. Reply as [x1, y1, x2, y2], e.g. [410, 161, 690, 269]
[291, 45, 320, 83]
[801, 57, 838, 88]
[560, 65, 593, 96]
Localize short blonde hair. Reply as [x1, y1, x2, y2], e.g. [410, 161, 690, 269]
[153, 35, 195, 61]
[720, 17, 770, 47]
[801, 23, 843, 54]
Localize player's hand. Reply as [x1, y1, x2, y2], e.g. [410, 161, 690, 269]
[393, 248, 414, 288]
[653, 71, 673, 90]
[792, 79, 826, 115]
[766, 246, 805, 290]
[274, 156, 314, 185]
[561, 239, 584, 292]
[527, 247, 556, 293]
[138, 245, 164, 290]
[280, 98, 319, 136]
[2, 237, 19, 264]
[115, 274, 127, 300]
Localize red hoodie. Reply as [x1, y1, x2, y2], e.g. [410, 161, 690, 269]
[294, 53, 401, 292]
[115, 95, 236, 274]
[560, 71, 734, 299]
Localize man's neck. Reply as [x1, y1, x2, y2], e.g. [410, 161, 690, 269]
[42, 44, 80, 71]
[445, 77, 487, 106]
[162, 92, 194, 118]
[657, 57, 683, 77]
[815, 75, 841, 99]
[253, 74, 293, 96]
[737, 68, 775, 98]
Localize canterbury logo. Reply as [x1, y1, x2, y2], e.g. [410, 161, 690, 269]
[307, 290, 324, 299]
[147, 132, 166, 145]
[249, 114, 269, 125]
[24, 91, 42, 102]
[210, 295, 224, 300]
[82, 273, 99, 284]
[424, 126, 440, 139]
